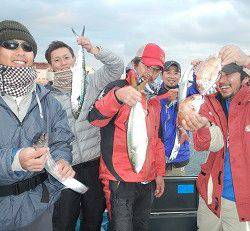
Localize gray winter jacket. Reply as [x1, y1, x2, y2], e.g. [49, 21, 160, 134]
[46, 48, 124, 165]
[0, 84, 74, 230]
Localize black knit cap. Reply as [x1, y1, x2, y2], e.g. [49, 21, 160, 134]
[0, 20, 37, 57]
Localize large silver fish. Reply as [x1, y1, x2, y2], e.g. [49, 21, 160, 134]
[33, 133, 88, 194]
[70, 26, 87, 119]
[127, 101, 148, 173]
[127, 79, 148, 173]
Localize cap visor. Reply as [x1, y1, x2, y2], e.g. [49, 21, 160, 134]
[142, 57, 163, 68]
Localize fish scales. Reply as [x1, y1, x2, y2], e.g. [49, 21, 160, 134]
[127, 101, 148, 173]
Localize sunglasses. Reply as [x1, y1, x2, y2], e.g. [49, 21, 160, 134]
[0, 40, 33, 52]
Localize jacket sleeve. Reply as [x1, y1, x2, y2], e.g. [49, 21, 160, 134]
[155, 137, 166, 176]
[193, 126, 211, 151]
[192, 99, 224, 152]
[187, 80, 199, 96]
[88, 86, 123, 127]
[88, 48, 124, 90]
[0, 148, 24, 184]
[154, 104, 166, 176]
[47, 97, 74, 163]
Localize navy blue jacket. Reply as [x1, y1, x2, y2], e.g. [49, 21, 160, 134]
[159, 80, 198, 164]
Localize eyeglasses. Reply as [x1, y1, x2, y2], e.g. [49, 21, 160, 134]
[141, 62, 162, 74]
[0, 40, 33, 52]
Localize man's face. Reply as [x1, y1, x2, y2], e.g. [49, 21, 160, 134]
[162, 65, 180, 88]
[136, 61, 162, 82]
[49, 47, 75, 72]
[217, 71, 242, 99]
[0, 39, 34, 67]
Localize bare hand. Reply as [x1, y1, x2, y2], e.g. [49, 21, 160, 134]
[167, 89, 178, 102]
[181, 112, 210, 132]
[77, 36, 99, 54]
[182, 113, 210, 131]
[55, 159, 75, 180]
[115, 86, 142, 106]
[192, 60, 205, 78]
[191, 59, 203, 67]
[219, 45, 250, 67]
[154, 176, 165, 198]
[19, 147, 49, 172]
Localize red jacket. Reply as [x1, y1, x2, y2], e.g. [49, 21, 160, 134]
[193, 85, 250, 221]
[88, 75, 166, 183]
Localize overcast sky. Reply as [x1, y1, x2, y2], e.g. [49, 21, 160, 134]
[1, 0, 249, 70]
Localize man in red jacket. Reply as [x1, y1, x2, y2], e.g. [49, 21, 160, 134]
[182, 46, 250, 231]
[88, 43, 166, 231]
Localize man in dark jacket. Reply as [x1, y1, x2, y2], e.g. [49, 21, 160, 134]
[0, 20, 75, 230]
[159, 61, 198, 175]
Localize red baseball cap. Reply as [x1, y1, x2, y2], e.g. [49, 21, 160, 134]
[136, 43, 165, 68]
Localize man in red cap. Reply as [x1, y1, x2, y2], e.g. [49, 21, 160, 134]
[88, 43, 166, 230]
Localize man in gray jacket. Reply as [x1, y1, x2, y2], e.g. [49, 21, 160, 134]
[45, 37, 124, 230]
[0, 20, 75, 230]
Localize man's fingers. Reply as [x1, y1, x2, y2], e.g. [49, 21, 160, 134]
[29, 164, 45, 172]
[184, 115, 197, 131]
[61, 168, 75, 180]
[155, 185, 164, 197]
[27, 156, 47, 168]
[182, 119, 193, 131]
[32, 147, 49, 158]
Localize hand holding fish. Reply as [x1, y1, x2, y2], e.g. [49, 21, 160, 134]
[19, 147, 49, 172]
[191, 59, 203, 77]
[154, 176, 165, 198]
[181, 112, 210, 132]
[77, 36, 99, 54]
[219, 45, 250, 67]
[115, 86, 142, 106]
[55, 159, 75, 181]
[167, 89, 178, 102]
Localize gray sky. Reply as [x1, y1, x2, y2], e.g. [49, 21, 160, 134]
[1, 0, 249, 70]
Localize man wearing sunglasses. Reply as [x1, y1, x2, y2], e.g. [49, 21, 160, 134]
[44, 37, 124, 230]
[88, 43, 166, 231]
[0, 20, 75, 230]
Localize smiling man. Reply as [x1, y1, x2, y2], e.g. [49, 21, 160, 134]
[158, 61, 199, 176]
[88, 43, 166, 231]
[0, 20, 75, 230]
[182, 62, 250, 231]
[45, 36, 124, 230]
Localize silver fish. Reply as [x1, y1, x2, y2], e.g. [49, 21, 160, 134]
[127, 78, 148, 173]
[70, 26, 87, 119]
[127, 100, 148, 173]
[33, 133, 88, 194]
[169, 65, 193, 162]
